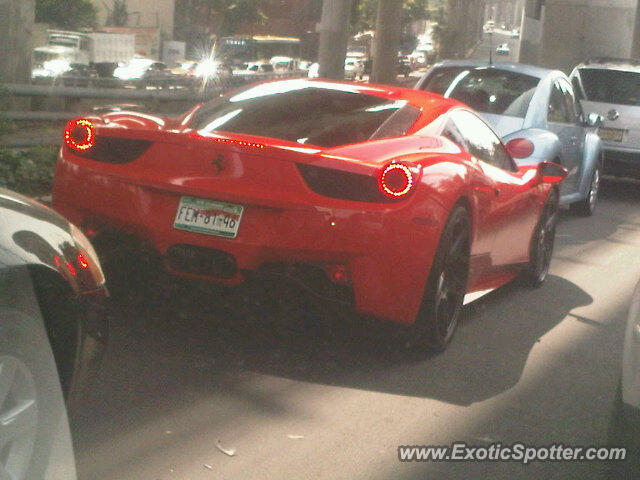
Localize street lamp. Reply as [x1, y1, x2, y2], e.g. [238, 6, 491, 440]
[489, 28, 494, 65]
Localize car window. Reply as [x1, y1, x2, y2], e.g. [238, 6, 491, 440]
[449, 109, 516, 171]
[189, 81, 421, 147]
[558, 79, 581, 124]
[548, 81, 572, 124]
[441, 118, 470, 152]
[576, 67, 640, 105]
[420, 66, 540, 118]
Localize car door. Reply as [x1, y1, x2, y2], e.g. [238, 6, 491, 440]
[439, 114, 496, 280]
[450, 109, 540, 268]
[546, 79, 583, 194]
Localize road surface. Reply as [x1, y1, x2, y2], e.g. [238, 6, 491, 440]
[471, 29, 521, 63]
[69, 178, 640, 480]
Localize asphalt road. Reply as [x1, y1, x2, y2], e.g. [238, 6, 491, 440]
[68, 178, 640, 480]
[470, 30, 521, 63]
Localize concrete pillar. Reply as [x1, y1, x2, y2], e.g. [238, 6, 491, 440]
[631, 0, 640, 58]
[518, 0, 543, 64]
[0, 0, 35, 83]
[317, 0, 353, 79]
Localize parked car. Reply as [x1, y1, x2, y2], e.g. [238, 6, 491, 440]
[53, 79, 566, 352]
[193, 59, 233, 79]
[415, 60, 604, 215]
[496, 43, 510, 56]
[344, 58, 364, 80]
[570, 58, 640, 178]
[233, 61, 275, 75]
[114, 58, 179, 88]
[511, 29, 520, 38]
[610, 277, 640, 469]
[60, 63, 99, 87]
[0, 187, 108, 479]
[398, 54, 412, 77]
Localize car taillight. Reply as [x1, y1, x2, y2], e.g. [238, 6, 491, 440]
[64, 119, 95, 152]
[378, 163, 417, 198]
[505, 138, 534, 158]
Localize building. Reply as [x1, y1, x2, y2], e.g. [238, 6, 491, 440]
[95, 0, 175, 40]
[234, 0, 322, 59]
[520, 0, 637, 72]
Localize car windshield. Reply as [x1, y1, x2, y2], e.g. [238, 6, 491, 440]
[421, 66, 540, 117]
[577, 68, 640, 105]
[188, 80, 420, 147]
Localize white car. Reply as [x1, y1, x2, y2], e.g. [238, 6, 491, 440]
[611, 277, 640, 470]
[233, 61, 275, 76]
[344, 58, 364, 80]
[496, 43, 510, 56]
[570, 58, 640, 178]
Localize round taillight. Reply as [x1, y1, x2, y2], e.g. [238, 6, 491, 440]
[379, 163, 415, 198]
[64, 119, 95, 152]
[505, 138, 534, 159]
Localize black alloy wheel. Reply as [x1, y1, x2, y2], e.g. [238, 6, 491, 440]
[406, 205, 470, 352]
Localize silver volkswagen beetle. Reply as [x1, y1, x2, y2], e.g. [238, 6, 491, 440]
[570, 58, 640, 179]
[415, 60, 604, 216]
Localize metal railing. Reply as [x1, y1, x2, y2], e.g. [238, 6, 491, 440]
[0, 71, 303, 147]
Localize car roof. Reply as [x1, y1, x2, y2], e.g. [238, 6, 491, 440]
[428, 59, 554, 80]
[574, 57, 640, 73]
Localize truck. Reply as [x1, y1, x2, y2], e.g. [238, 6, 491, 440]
[32, 29, 136, 79]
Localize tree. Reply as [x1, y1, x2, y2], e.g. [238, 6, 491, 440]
[35, 0, 97, 30]
[175, 0, 268, 56]
[106, 0, 129, 27]
[352, 0, 430, 32]
[175, 0, 266, 39]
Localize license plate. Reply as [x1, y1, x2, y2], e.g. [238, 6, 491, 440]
[173, 196, 243, 238]
[597, 127, 624, 142]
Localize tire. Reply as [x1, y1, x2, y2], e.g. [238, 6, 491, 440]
[404, 205, 471, 352]
[0, 310, 63, 480]
[523, 190, 559, 287]
[570, 163, 601, 216]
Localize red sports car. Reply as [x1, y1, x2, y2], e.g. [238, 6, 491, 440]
[53, 78, 566, 350]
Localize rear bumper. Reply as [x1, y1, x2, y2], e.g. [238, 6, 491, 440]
[53, 155, 445, 325]
[603, 147, 640, 178]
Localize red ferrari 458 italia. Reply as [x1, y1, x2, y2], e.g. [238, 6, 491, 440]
[53, 78, 566, 350]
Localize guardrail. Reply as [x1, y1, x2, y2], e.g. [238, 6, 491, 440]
[0, 71, 303, 147]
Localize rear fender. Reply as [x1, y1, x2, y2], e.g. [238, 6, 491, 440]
[503, 128, 561, 166]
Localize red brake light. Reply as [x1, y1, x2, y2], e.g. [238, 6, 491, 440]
[64, 119, 95, 152]
[379, 163, 416, 198]
[505, 138, 534, 159]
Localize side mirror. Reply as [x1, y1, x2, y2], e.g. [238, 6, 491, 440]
[537, 161, 568, 184]
[584, 112, 603, 127]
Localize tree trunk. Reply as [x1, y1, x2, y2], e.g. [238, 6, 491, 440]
[318, 0, 353, 79]
[371, 0, 403, 84]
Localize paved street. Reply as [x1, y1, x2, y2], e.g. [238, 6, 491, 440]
[70, 178, 640, 480]
[470, 29, 521, 63]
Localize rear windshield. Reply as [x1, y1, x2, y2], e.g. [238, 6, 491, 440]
[577, 68, 640, 105]
[188, 80, 421, 147]
[420, 66, 540, 118]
